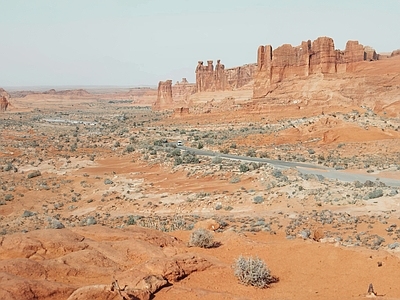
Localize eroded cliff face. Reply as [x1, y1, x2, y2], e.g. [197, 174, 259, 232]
[195, 60, 256, 92]
[172, 78, 196, 104]
[0, 88, 10, 112]
[253, 37, 377, 98]
[153, 78, 196, 110]
[154, 80, 173, 110]
[225, 64, 257, 90]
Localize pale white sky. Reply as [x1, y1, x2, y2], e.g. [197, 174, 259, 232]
[0, 0, 399, 87]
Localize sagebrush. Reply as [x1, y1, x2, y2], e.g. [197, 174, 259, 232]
[188, 228, 215, 248]
[234, 256, 277, 288]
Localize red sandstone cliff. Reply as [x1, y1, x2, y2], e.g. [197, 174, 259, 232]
[254, 37, 378, 98]
[195, 60, 256, 92]
[172, 78, 196, 104]
[153, 78, 195, 111]
[154, 80, 173, 110]
[0, 88, 10, 112]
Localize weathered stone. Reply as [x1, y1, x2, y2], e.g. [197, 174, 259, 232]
[154, 80, 173, 109]
[254, 37, 372, 98]
[364, 46, 378, 61]
[391, 49, 400, 57]
[0, 88, 10, 112]
[195, 60, 256, 92]
[153, 78, 195, 110]
[172, 78, 196, 103]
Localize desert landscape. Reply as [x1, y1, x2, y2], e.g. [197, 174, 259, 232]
[1, 35, 400, 300]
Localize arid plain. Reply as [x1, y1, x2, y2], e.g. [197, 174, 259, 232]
[1, 37, 400, 299]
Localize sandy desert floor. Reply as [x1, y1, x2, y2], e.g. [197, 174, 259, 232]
[1, 91, 400, 299]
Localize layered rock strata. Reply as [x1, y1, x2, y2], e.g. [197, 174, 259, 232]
[195, 60, 256, 92]
[154, 80, 173, 109]
[254, 37, 378, 98]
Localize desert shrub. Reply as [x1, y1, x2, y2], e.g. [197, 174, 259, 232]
[364, 189, 384, 200]
[5, 194, 14, 201]
[174, 156, 183, 165]
[4, 163, 13, 171]
[239, 163, 250, 173]
[126, 215, 136, 225]
[230, 176, 241, 183]
[246, 149, 256, 157]
[171, 148, 181, 157]
[220, 148, 229, 154]
[234, 256, 277, 288]
[196, 192, 210, 198]
[183, 151, 199, 163]
[27, 170, 41, 179]
[307, 149, 315, 155]
[212, 156, 223, 164]
[70, 143, 77, 152]
[153, 139, 164, 146]
[253, 196, 264, 204]
[125, 144, 135, 153]
[188, 228, 215, 248]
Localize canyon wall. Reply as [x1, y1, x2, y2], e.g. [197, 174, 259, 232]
[225, 63, 257, 89]
[172, 78, 196, 103]
[254, 37, 377, 98]
[195, 60, 256, 92]
[154, 80, 173, 110]
[153, 78, 196, 110]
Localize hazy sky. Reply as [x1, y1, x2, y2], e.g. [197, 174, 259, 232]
[1, 0, 399, 87]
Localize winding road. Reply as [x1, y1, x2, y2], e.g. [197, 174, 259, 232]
[178, 146, 400, 188]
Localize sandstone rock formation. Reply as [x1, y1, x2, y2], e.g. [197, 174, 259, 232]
[154, 80, 173, 110]
[254, 37, 376, 98]
[391, 49, 400, 57]
[364, 46, 378, 61]
[225, 63, 257, 89]
[154, 60, 256, 110]
[0, 88, 10, 112]
[0, 96, 8, 112]
[153, 78, 196, 111]
[172, 78, 196, 103]
[0, 226, 213, 300]
[173, 107, 190, 117]
[195, 60, 256, 92]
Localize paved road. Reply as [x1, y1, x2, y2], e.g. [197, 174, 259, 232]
[178, 146, 400, 188]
